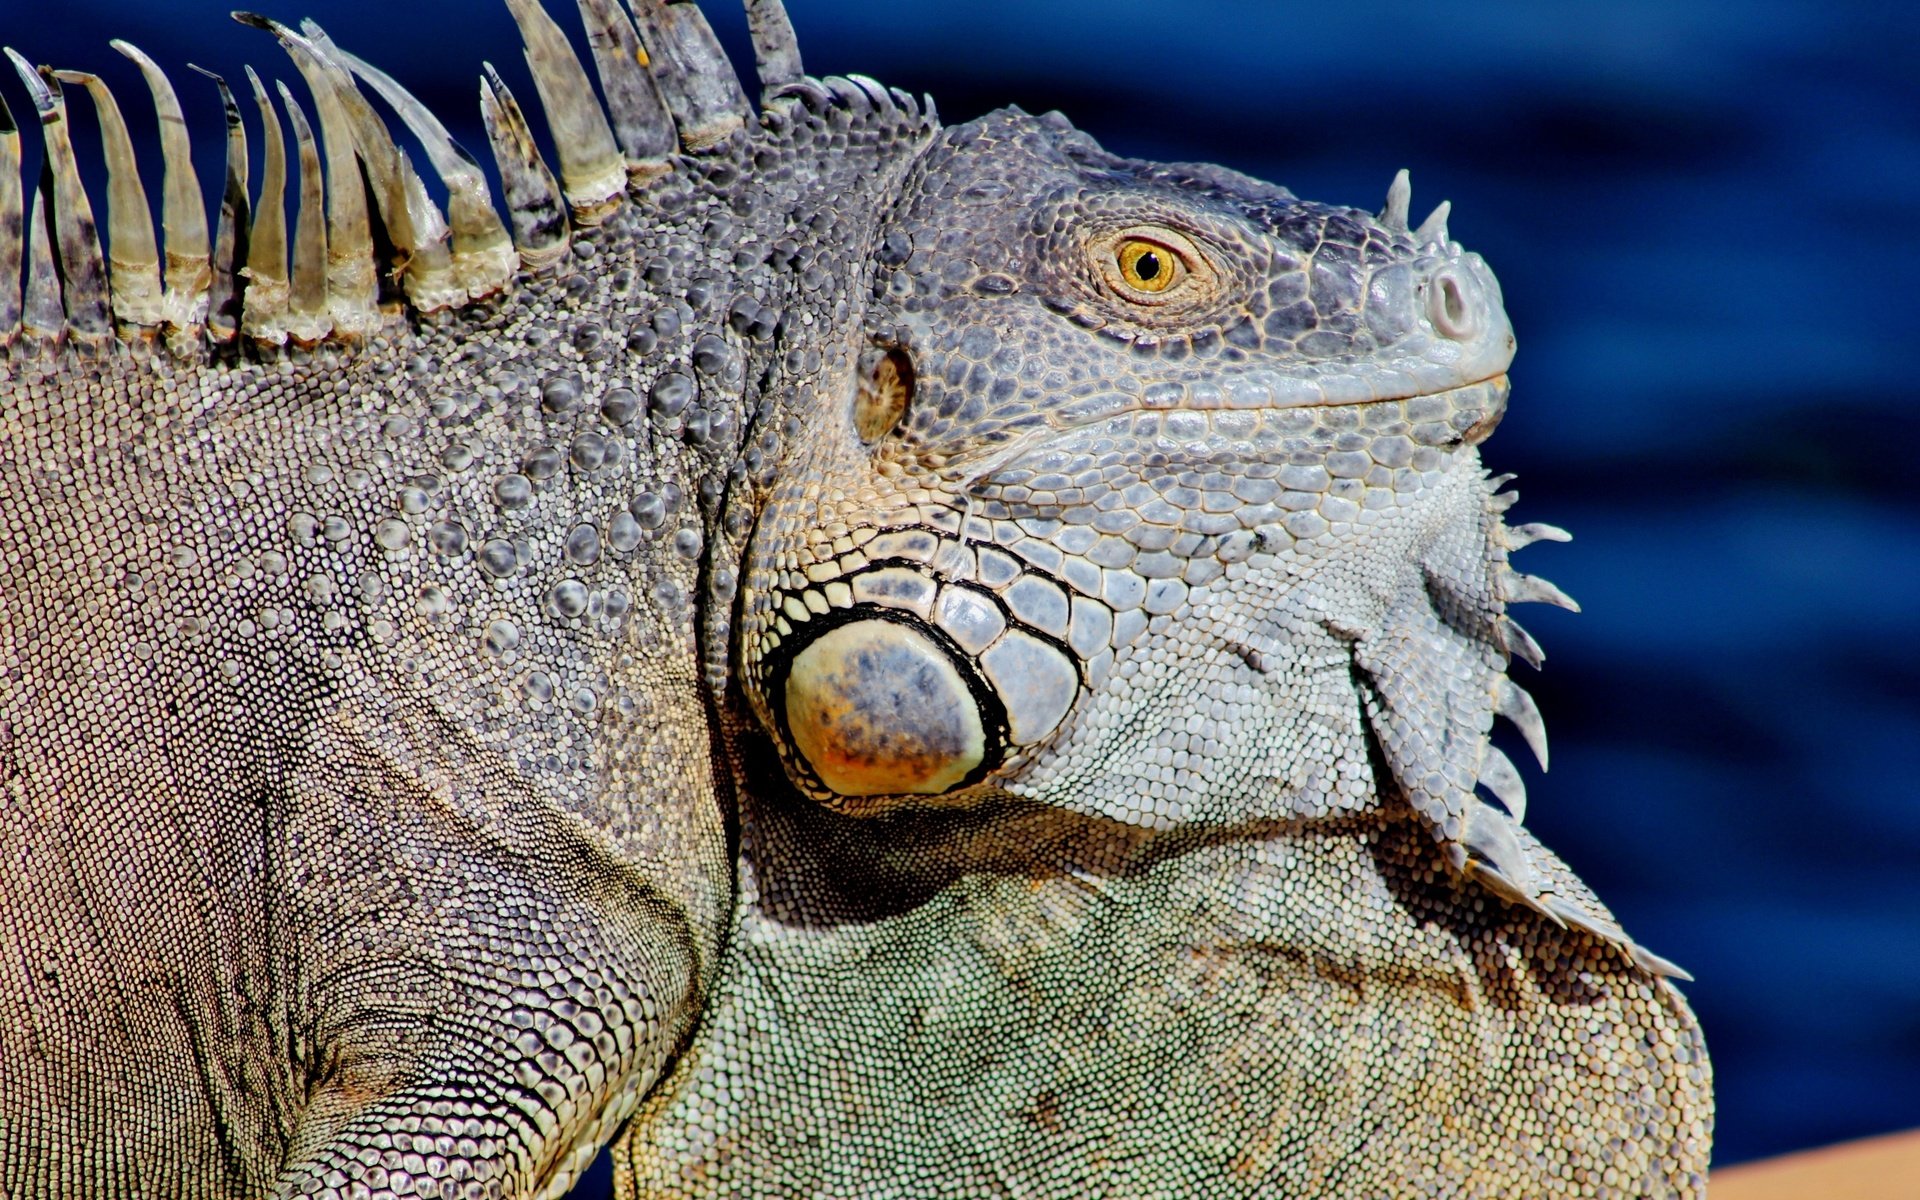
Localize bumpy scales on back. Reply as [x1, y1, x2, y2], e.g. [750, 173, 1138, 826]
[0, 2, 1712, 1196]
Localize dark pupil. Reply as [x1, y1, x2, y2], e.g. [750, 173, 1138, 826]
[1133, 250, 1162, 281]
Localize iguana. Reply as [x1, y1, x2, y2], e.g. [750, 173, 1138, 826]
[0, 1, 1713, 1196]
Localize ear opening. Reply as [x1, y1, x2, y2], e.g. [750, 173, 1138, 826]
[854, 344, 914, 443]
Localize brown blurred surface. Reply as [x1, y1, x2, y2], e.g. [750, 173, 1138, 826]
[1712, 1128, 1920, 1198]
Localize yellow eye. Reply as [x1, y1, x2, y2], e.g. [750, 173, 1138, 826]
[1115, 238, 1183, 294]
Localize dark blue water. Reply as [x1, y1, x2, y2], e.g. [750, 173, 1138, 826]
[21, 0, 1920, 1183]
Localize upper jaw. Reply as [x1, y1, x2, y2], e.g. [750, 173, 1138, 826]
[1045, 361, 1516, 432]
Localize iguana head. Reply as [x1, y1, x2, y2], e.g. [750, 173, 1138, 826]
[732, 105, 1617, 936]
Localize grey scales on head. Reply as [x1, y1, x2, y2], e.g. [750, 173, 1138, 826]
[0, 1, 1711, 1197]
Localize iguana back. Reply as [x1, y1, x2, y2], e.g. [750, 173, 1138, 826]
[0, 2, 1711, 1196]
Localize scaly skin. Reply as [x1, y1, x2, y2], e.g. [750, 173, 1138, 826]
[0, 3, 1710, 1197]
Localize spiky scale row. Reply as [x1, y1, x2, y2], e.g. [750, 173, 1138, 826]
[0, 0, 810, 357]
[238, 15, 380, 335]
[339, 49, 518, 299]
[1431, 505, 1679, 970]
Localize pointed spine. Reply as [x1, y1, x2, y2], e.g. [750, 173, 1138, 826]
[338, 50, 516, 301]
[394, 165, 463, 309]
[0, 93, 21, 342]
[1476, 745, 1528, 824]
[276, 81, 331, 345]
[51, 70, 164, 331]
[1459, 801, 1556, 922]
[296, 20, 461, 313]
[479, 64, 570, 268]
[841, 75, 895, 118]
[1504, 521, 1572, 551]
[889, 86, 922, 124]
[1499, 567, 1581, 612]
[744, 0, 804, 94]
[5, 51, 109, 341]
[503, 0, 625, 220]
[111, 42, 211, 339]
[626, 0, 749, 149]
[1493, 678, 1550, 772]
[236, 14, 377, 336]
[22, 174, 63, 339]
[188, 66, 251, 343]
[1627, 944, 1694, 982]
[1415, 199, 1451, 247]
[1380, 168, 1411, 232]
[1498, 616, 1545, 671]
[576, 0, 675, 176]
[242, 67, 290, 344]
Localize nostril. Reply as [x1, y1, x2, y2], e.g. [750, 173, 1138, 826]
[1428, 268, 1481, 341]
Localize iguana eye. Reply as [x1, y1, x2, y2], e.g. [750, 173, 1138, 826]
[1096, 227, 1210, 305]
[1115, 238, 1183, 294]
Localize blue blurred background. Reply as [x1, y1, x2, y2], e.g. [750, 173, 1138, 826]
[18, 0, 1919, 1186]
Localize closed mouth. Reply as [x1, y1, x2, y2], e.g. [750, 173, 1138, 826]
[1045, 370, 1515, 435]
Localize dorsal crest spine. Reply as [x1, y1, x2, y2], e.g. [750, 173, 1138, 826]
[0, 0, 929, 363]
